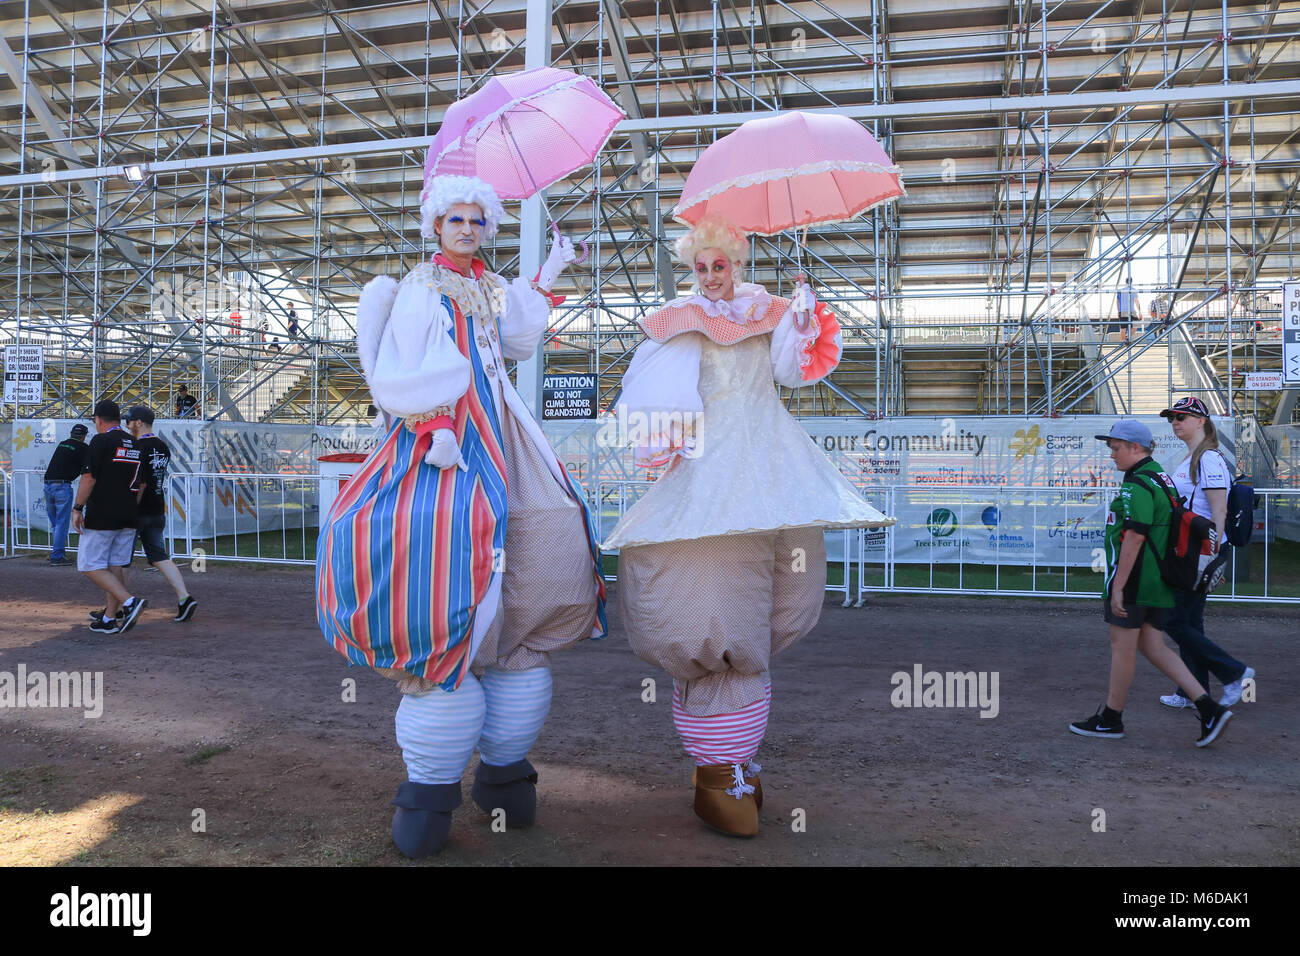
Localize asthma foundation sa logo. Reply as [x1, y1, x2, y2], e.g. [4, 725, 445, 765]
[926, 507, 958, 538]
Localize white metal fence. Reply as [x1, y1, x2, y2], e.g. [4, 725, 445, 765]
[3, 469, 1297, 605]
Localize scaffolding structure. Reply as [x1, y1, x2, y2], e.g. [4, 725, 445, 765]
[1, 0, 1298, 430]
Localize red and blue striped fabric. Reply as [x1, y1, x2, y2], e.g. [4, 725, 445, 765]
[316, 294, 509, 689]
[316, 290, 609, 688]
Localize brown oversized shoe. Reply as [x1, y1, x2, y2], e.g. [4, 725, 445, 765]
[692, 763, 759, 837]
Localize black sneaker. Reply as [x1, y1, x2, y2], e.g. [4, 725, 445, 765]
[118, 596, 148, 634]
[1069, 707, 1125, 739]
[174, 596, 198, 622]
[88, 618, 120, 634]
[1196, 705, 1232, 748]
[89, 607, 126, 623]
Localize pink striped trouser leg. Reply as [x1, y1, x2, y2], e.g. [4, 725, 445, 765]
[672, 682, 771, 766]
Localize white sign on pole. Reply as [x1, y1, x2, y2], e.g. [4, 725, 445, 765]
[1243, 371, 1285, 391]
[2, 345, 43, 404]
[1284, 281, 1300, 385]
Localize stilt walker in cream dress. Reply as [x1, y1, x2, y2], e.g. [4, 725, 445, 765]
[604, 214, 893, 837]
[316, 174, 606, 857]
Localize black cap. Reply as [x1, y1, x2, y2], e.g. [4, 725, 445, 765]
[125, 404, 155, 425]
[1160, 396, 1210, 419]
[70, 423, 89, 438]
[93, 399, 121, 421]
[177, 385, 189, 392]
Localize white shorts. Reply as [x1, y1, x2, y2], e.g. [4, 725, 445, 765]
[77, 527, 137, 572]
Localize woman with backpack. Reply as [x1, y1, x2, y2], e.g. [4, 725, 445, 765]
[1158, 397, 1255, 710]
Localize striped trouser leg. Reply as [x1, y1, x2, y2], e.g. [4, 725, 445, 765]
[394, 676, 487, 784]
[672, 683, 771, 766]
[476, 666, 554, 767]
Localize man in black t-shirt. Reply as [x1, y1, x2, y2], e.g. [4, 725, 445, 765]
[175, 385, 199, 418]
[42, 423, 89, 565]
[72, 399, 148, 634]
[125, 405, 197, 622]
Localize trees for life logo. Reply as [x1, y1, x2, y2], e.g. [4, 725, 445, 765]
[927, 507, 958, 538]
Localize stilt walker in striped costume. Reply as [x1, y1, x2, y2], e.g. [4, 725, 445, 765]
[603, 214, 893, 837]
[316, 173, 606, 858]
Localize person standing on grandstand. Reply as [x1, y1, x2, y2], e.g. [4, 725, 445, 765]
[1069, 420, 1232, 747]
[72, 400, 148, 634]
[124, 405, 198, 622]
[43, 422, 89, 565]
[1156, 397, 1253, 710]
[174, 385, 198, 418]
[1114, 279, 1140, 344]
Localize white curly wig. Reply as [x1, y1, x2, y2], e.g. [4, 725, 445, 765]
[420, 174, 506, 241]
[674, 213, 749, 268]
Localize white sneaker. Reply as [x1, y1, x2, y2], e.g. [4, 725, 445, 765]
[1220, 667, 1255, 707]
[1159, 694, 1194, 709]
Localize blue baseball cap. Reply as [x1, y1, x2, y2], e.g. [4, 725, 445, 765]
[1094, 419, 1153, 446]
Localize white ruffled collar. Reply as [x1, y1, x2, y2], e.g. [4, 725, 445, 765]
[676, 282, 770, 323]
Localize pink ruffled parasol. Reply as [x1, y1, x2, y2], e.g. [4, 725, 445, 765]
[672, 111, 905, 233]
[425, 66, 625, 200]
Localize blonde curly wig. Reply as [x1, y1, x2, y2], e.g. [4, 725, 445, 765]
[674, 213, 749, 268]
[419, 175, 505, 241]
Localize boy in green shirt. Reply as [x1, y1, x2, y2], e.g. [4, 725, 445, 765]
[1070, 420, 1232, 747]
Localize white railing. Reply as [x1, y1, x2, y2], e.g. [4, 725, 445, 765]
[3, 468, 323, 565]
[4, 469, 1297, 605]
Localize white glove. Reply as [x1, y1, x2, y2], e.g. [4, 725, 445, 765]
[791, 280, 817, 316]
[536, 233, 577, 291]
[424, 428, 467, 470]
[791, 280, 817, 331]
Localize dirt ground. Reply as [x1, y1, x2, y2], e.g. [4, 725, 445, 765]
[0, 554, 1295, 867]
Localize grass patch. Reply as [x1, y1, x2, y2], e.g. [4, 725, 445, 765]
[184, 745, 232, 766]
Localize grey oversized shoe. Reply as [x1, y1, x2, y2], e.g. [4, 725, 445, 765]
[391, 781, 461, 858]
[471, 758, 539, 828]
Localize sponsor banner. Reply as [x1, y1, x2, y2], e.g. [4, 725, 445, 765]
[799, 415, 1233, 491]
[16, 415, 1264, 553]
[892, 487, 1110, 567]
[9, 418, 384, 536]
[538, 415, 1235, 500]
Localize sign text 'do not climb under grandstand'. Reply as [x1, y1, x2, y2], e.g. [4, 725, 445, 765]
[541, 374, 598, 421]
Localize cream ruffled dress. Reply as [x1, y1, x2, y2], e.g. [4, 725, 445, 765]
[603, 282, 894, 550]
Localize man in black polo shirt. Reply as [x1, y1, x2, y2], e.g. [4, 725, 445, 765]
[124, 405, 198, 622]
[43, 423, 89, 565]
[72, 400, 148, 634]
